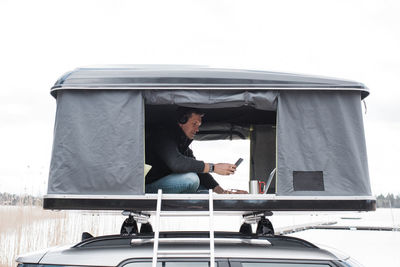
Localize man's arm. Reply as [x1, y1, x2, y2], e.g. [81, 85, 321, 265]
[187, 147, 237, 175]
[213, 185, 225, 193]
[203, 163, 237, 175]
[198, 173, 219, 190]
[156, 135, 205, 173]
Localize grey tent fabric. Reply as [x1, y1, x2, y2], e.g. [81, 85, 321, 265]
[195, 123, 250, 141]
[276, 91, 371, 196]
[250, 125, 276, 193]
[46, 87, 371, 198]
[143, 90, 278, 110]
[47, 89, 278, 196]
[48, 90, 145, 195]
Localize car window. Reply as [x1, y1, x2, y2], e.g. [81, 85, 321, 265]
[240, 263, 331, 267]
[124, 262, 215, 266]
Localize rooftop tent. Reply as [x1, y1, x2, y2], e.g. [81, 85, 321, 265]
[44, 65, 374, 211]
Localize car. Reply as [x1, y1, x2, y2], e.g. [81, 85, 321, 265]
[16, 228, 363, 267]
[18, 190, 365, 267]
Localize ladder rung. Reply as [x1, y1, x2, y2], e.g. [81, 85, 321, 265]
[159, 211, 210, 216]
[158, 249, 211, 255]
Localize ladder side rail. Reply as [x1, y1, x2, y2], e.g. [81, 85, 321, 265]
[209, 189, 215, 267]
[152, 189, 163, 267]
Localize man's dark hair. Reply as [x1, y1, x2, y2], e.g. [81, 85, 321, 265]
[176, 107, 204, 124]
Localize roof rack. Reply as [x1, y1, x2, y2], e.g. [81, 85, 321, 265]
[74, 189, 327, 265]
[75, 232, 318, 249]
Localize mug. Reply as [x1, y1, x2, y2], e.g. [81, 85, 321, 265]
[249, 180, 266, 194]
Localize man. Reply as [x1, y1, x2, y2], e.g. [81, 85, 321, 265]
[145, 107, 246, 194]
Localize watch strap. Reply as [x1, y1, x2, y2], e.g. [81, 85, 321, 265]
[209, 163, 214, 173]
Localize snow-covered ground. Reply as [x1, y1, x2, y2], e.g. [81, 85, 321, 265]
[155, 208, 400, 266]
[288, 209, 400, 267]
[1, 207, 399, 267]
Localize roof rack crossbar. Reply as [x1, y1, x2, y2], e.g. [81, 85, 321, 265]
[130, 237, 271, 246]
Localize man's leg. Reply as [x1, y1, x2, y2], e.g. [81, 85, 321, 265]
[145, 173, 200, 193]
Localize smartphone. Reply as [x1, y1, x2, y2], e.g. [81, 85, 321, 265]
[234, 158, 243, 167]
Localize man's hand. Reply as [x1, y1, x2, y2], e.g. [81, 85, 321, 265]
[228, 189, 248, 194]
[213, 185, 225, 194]
[213, 186, 248, 194]
[214, 163, 236, 175]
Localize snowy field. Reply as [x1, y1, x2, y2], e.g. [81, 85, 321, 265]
[1, 206, 399, 267]
[288, 209, 400, 267]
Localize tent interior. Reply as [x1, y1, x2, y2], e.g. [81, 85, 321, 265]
[145, 104, 277, 193]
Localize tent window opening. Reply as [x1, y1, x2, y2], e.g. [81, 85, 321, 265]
[145, 104, 277, 194]
[192, 139, 251, 191]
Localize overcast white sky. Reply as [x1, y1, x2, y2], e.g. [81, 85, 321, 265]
[0, 0, 399, 196]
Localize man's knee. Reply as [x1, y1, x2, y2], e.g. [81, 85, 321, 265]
[183, 172, 200, 192]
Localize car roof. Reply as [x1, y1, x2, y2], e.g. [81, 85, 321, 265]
[18, 232, 345, 266]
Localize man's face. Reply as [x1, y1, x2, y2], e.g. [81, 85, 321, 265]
[179, 113, 203, 140]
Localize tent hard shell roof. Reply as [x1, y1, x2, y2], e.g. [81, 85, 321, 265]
[51, 65, 369, 98]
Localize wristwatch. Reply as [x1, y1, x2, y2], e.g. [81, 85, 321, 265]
[209, 163, 214, 173]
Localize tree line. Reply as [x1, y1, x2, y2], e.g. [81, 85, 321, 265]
[376, 193, 400, 208]
[0, 192, 42, 206]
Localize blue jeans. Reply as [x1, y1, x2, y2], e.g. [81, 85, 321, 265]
[145, 172, 200, 193]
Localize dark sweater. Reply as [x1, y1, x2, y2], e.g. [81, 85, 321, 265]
[145, 124, 219, 189]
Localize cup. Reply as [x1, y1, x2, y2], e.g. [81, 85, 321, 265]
[259, 181, 266, 194]
[249, 180, 258, 194]
[249, 180, 265, 194]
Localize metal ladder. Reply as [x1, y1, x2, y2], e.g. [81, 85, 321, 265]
[152, 189, 215, 267]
